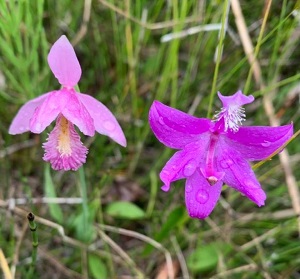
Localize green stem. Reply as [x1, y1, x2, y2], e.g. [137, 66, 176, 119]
[207, 0, 229, 118]
[146, 170, 158, 217]
[251, 73, 300, 98]
[27, 212, 38, 278]
[97, 177, 115, 278]
[78, 167, 89, 242]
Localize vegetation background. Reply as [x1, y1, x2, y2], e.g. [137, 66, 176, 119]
[1, 0, 300, 278]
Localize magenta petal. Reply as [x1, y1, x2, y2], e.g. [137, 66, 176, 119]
[216, 144, 266, 206]
[160, 139, 210, 192]
[47, 35, 82, 87]
[218, 90, 254, 108]
[149, 101, 211, 149]
[226, 124, 293, 161]
[185, 170, 223, 219]
[77, 93, 126, 146]
[9, 93, 51, 134]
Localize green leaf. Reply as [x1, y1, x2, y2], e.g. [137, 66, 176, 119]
[73, 200, 99, 242]
[187, 242, 233, 273]
[105, 201, 145, 220]
[143, 206, 188, 256]
[88, 254, 107, 279]
[44, 165, 63, 223]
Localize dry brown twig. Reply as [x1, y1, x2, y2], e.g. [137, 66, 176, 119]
[98, 0, 202, 31]
[97, 229, 144, 278]
[237, 208, 296, 223]
[231, 0, 300, 235]
[72, 0, 92, 46]
[2, 197, 83, 208]
[240, 227, 279, 251]
[0, 140, 36, 158]
[38, 248, 84, 279]
[250, 231, 273, 279]
[97, 224, 175, 279]
[230, 0, 263, 86]
[11, 220, 28, 278]
[171, 236, 189, 279]
[211, 263, 257, 279]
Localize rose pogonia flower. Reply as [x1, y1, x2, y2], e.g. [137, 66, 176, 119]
[149, 91, 293, 219]
[9, 35, 126, 171]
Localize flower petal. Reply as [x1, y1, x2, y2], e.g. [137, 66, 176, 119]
[149, 101, 211, 149]
[185, 170, 223, 219]
[226, 124, 293, 161]
[160, 139, 210, 192]
[47, 35, 81, 87]
[9, 93, 51, 135]
[214, 91, 254, 133]
[77, 93, 126, 146]
[30, 89, 95, 136]
[216, 143, 266, 206]
[29, 91, 61, 133]
[218, 90, 254, 108]
[43, 115, 88, 171]
[61, 90, 95, 136]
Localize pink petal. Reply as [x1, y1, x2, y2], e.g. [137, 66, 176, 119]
[226, 124, 293, 161]
[30, 89, 95, 136]
[61, 90, 95, 136]
[216, 143, 266, 206]
[214, 91, 254, 133]
[29, 91, 61, 133]
[160, 139, 210, 192]
[77, 93, 126, 146]
[149, 101, 211, 149]
[47, 35, 81, 87]
[43, 115, 88, 171]
[218, 90, 254, 108]
[9, 93, 51, 135]
[185, 170, 223, 219]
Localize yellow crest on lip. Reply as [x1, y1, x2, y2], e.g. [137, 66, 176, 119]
[57, 116, 72, 156]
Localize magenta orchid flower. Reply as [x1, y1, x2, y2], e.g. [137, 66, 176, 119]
[149, 91, 293, 219]
[9, 35, 126, 171]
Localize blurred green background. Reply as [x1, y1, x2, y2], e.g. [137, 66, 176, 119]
[1, 0, 300, 278]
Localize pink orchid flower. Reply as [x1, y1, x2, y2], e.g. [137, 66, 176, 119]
[149, 91, 293, 219]
[9, 35, 126, 171]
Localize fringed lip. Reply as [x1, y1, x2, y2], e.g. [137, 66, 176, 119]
[43, 115, 88, 171]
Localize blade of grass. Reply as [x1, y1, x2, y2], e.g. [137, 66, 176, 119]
[244, 0, 272, 93]
[44, 165, 63, 223]
[207, 0, 229, 117]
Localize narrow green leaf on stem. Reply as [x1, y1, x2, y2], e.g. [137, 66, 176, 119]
[78, 166, 90, 242]
[146, 170, 158, 217]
